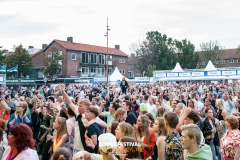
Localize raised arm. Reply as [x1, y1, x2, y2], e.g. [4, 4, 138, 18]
[160, 99, 172, 112]
[60, 84, 77, 112]
[98, 101, 106, 117]
[0, 99, 11, 113]
[176, 107, 191, 133]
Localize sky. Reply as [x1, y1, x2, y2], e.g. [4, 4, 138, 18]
[0, 0, 240, 54]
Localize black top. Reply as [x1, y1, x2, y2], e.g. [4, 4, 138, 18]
[126, 110, 137, 126]
[152, 142, 158, 160]
[216, 109, 224, 121]
[86, 123, 101, 153]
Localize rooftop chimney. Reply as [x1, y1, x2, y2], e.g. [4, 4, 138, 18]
[115, 45, 120, 50]
[42, 44, 47, 49]
[28, 46, 34, 49]
[131, 53, 135, 57]
[67, 37, 73, 43]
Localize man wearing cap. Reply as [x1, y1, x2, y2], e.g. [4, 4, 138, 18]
[72, 133, 117, 160]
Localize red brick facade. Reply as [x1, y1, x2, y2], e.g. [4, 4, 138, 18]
[31, 38, 129, 78]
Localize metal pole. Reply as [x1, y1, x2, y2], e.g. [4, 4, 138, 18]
[106, 17, 109, 85]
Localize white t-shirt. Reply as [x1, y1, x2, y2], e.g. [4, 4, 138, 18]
[223, 100, 231, 114]
[92, 104, 100, 110]
[197, 101, 204, 111]
[147, 104, 157, 116]
[1, 147, 38, 160]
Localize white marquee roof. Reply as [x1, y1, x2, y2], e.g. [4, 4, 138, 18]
[204, 61, 217, 71]
[172, 62, 184, 72]
[109, 67, 129, 81]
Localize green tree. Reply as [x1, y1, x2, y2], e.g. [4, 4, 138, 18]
[133, 31, 177, 74]
[0, 47, 6, 66]
[43, 47, 64, 80]
[145, 64, 156, 77]
[4, 44, 33, 78]
[197, 41, 224, 68]
[175, 39, 199, 69]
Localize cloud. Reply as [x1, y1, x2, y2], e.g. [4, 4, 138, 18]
[0, 0, 240, 53]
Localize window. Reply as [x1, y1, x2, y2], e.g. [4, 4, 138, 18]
[119, 59, 125, 63]
[90, 66, 97, 74]
[82, 52, 89, 63]
[108, 55, 113, 61]
[82, 66, 89, 74]
[99, 55, 105, 64]
[228, 59, 234, 63]
[214, 60, 218, 64]
[119, 69, 125, 74]
[128, 71, 134, 78]
[90, 53, 97, 64]
[38, 71, 44, 78]
[108, 67, 113, 75]
[128, 65, 134, 68]
[237, 59, 240, 63]
[220, 60, 225, 64]
[71, 53, 76, 60]
[202, 61, 206, 65]
[58, 51, 62, 75]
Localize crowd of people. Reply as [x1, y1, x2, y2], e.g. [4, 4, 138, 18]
[0, 78, 240, 160]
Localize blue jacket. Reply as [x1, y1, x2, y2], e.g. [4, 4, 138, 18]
[7, 114, 32, 129]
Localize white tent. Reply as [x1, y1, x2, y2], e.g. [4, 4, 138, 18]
[109, 67, 129, 82]
[172, 62, 184, 72]
[204, 61, 217, 71]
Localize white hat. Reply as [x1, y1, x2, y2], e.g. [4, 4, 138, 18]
[98, 133, 117, 153]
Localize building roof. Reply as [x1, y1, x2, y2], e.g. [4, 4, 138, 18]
[30, 49, 43, 57]
[221, 48, 239, 59]
[46, 40, 128, 57]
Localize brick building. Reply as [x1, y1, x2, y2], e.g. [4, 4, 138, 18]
[31, 37, 129, 80]
[198, 48, 240, 68]
[127, 53, 142, 78]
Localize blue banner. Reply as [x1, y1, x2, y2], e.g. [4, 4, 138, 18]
[7, 65, 18, 72]
[0, 64, 6, 72]
[154, 70, 239, 78]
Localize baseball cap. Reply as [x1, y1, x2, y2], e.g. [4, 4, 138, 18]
[98, 133, 117, 153]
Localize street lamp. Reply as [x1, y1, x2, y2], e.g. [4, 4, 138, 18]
[104, 17, 110, 84]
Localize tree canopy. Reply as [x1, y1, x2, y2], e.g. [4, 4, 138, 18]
[197, 41, 224, 68]
[131, 31, 198, 74]
[3, 44, 33, 78]
[43, 47, 64, 80]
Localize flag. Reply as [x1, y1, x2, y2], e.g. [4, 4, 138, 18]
[7, 65, 18, 72]
[0, 64, 6, 72]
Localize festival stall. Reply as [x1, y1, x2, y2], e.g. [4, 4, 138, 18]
[154, 61, 240, 82]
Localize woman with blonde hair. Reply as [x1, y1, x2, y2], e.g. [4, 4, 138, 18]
[7, 102, 32, 129]
[175, 103, 186, 117]
[115, 122, 134, 141]
[52, 117, 70, 152]
[114, 108, 127, 122]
